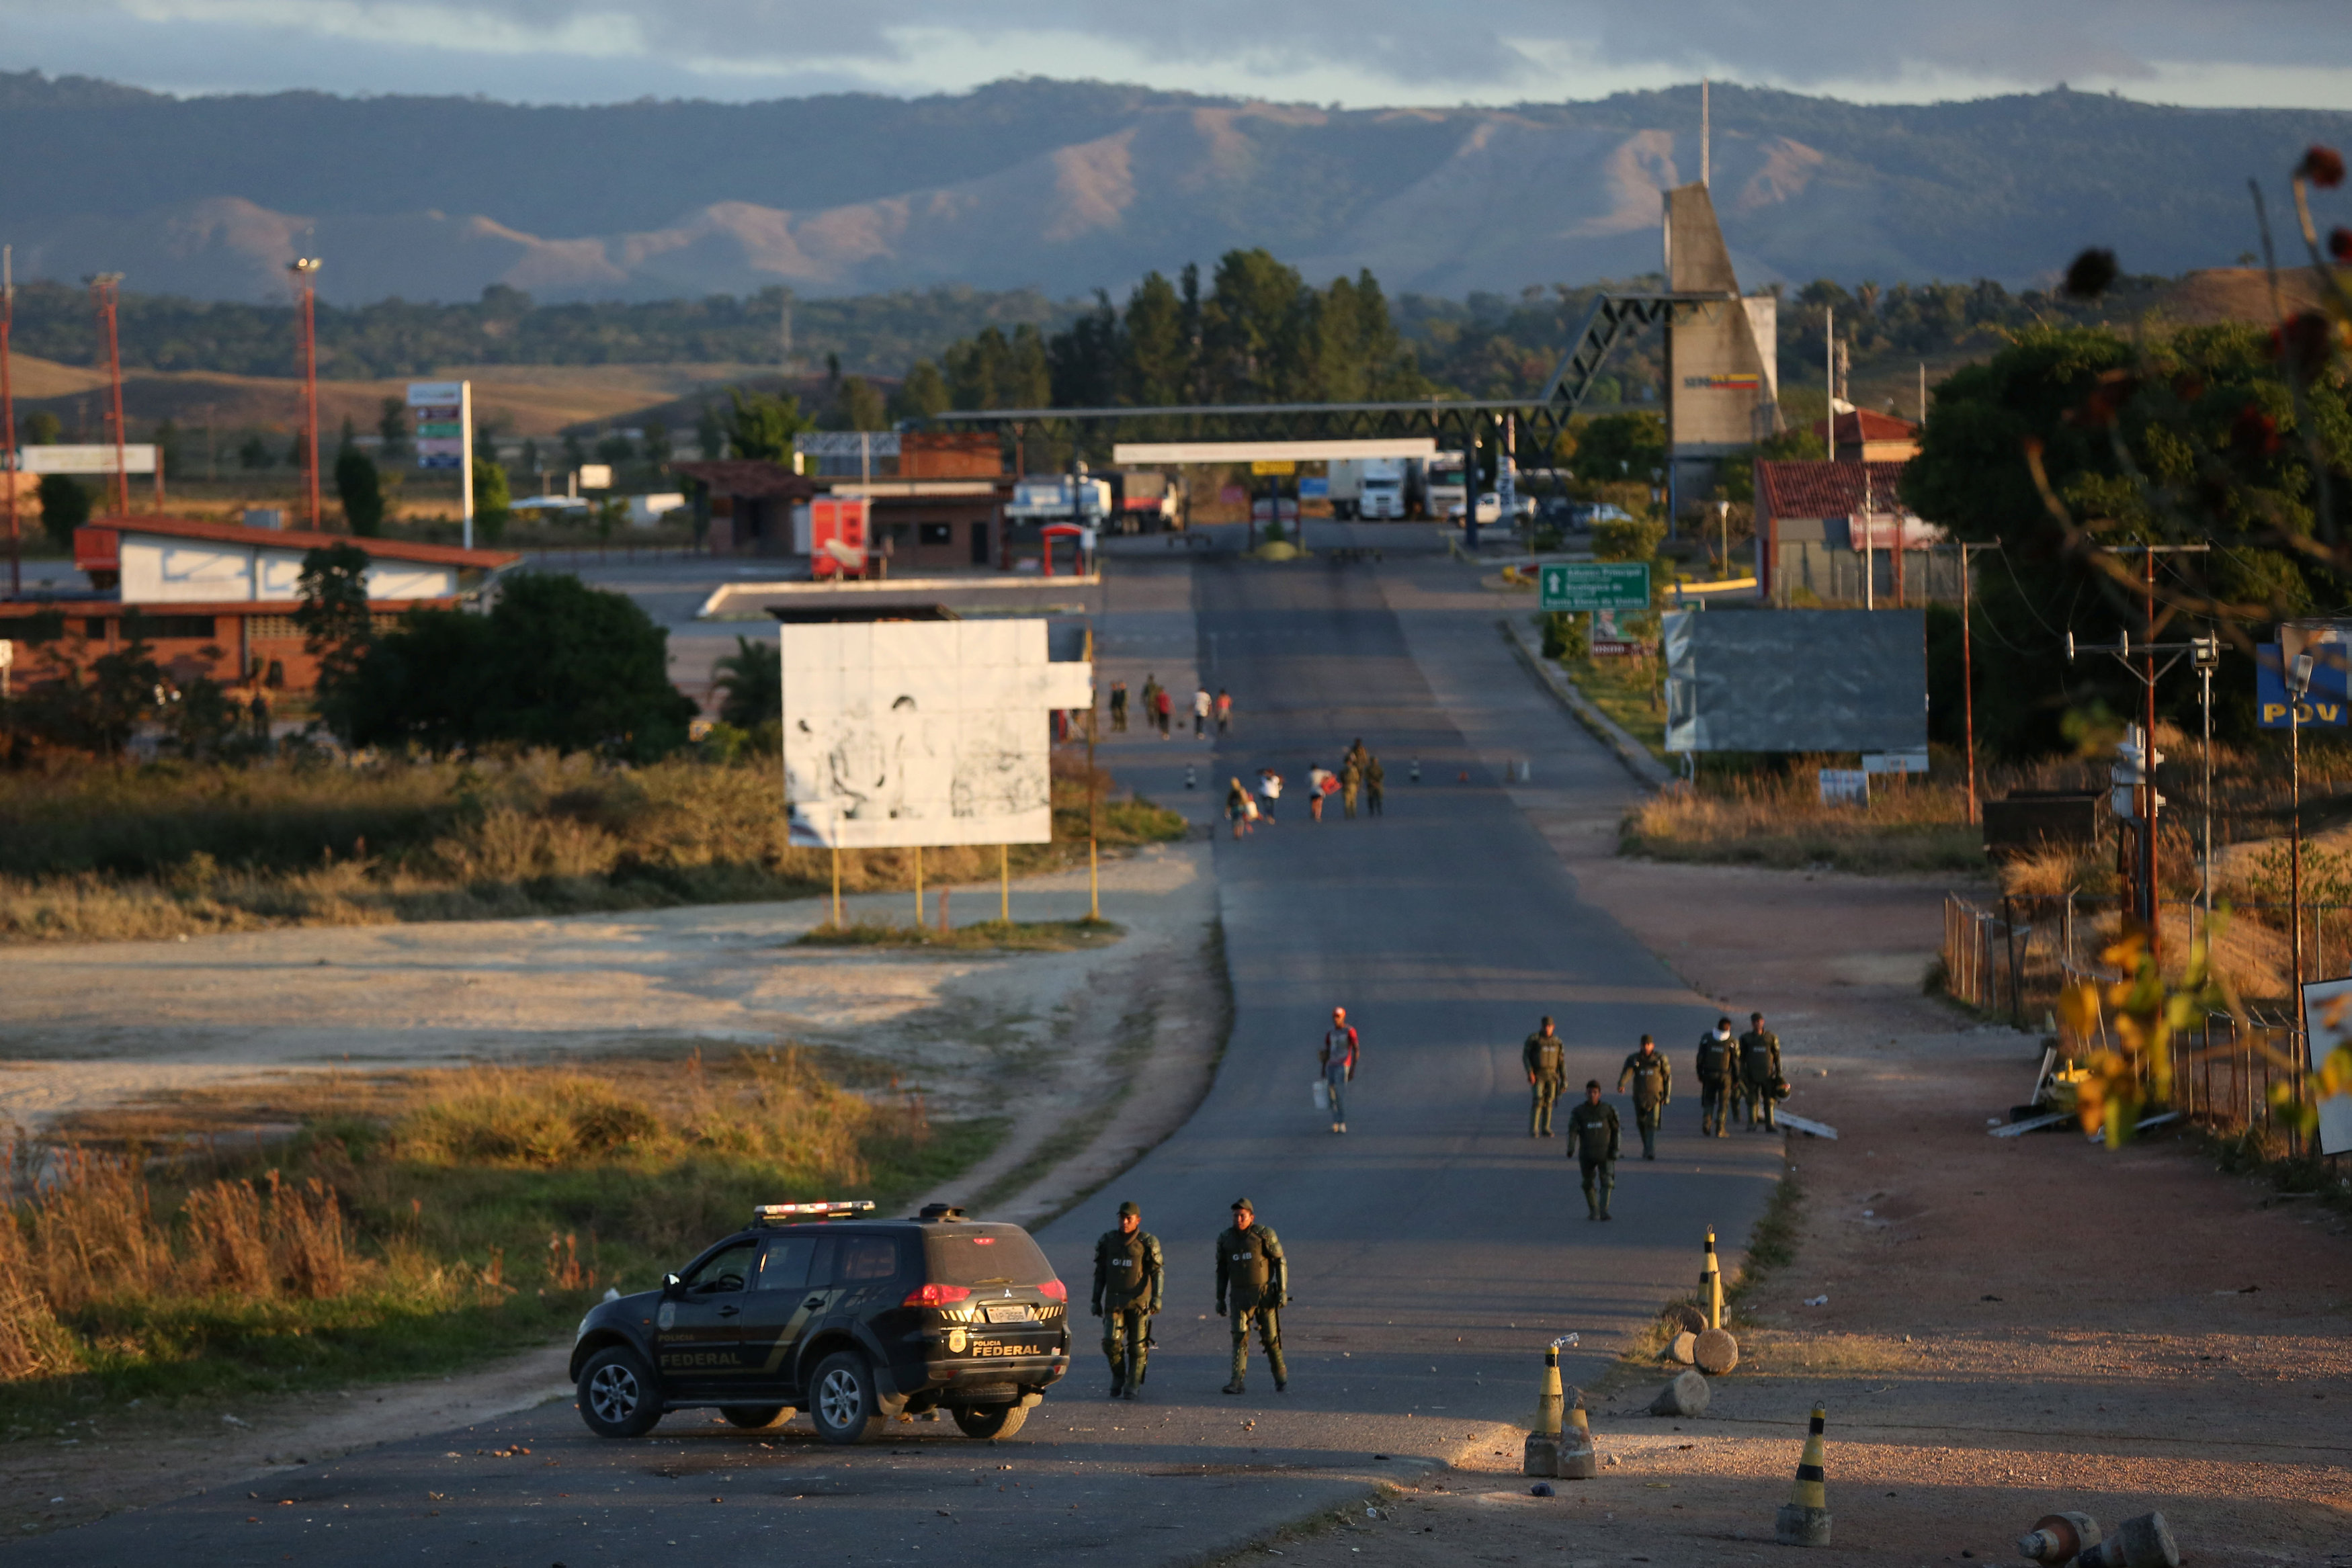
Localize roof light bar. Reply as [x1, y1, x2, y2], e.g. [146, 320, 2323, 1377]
[753, 1200, 876, 1226]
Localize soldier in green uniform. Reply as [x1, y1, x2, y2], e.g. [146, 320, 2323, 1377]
[1215, 1198, 1288, 1395]
[1695, 1016, 1738, 1137]
[1523, 1015, 1567, 1137]
[1091, 1200, 1163, 1399]
[1738, 1012, 1783, 1130]
[1564, 1081, 1621, 1221]
[1339, 754, 1362, 819]
[1616, 1033, 1673, 1160]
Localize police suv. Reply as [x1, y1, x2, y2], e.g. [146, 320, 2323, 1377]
[569, 1201, 1071, 1444]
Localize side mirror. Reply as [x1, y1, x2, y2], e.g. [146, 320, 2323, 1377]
[662, 1272, 683, 1297]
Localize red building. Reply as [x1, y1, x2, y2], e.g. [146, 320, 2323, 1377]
[0, 514, 517, 694]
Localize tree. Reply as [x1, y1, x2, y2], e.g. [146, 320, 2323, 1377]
[337, 574, 694, 759]
[335, 445, 386, 537]
[36, 474, 90, 550]
[88, 615, 161, 757]
[1048, 291, 1120, 409]
[642, 423, 671, 466]
[1901, 320, 2349, 754]
[890, 360, 951, 422]
[833, 376, 888, 432]
[296, 541, 376, 713]
[712, 634, 781, 729]
[595, 431, 634, 466]
[1570, 412, 1668, 484]
[154, 417, 188, 480]
[472, 460, 513, 545]
[1120, 271, 1190, 408]
[1202, 249, 1308, 402]
[724, 387, 806, 461]
[696, 402, 725, 460]
[377, 394, 412, 462]
[239, 432, 274, 470]
[22, 410, 60, 446]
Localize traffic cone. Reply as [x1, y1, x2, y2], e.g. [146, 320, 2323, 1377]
[1773, 1405, 1831, 1547]
[1558, 1387, 1597, 1480]
[2018, 1513, 2103, 1566]
[1521, 1346, 1564, 1475]
[1700, 1229, 1724, 1329]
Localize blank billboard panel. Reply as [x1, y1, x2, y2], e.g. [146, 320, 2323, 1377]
[781, 620, 1091, 848]
[1663, 609, 1926, 754]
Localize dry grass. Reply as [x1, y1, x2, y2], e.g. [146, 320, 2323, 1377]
[1626, 762, 1983, 874]
[0, 751, 1185, 943]
[0, 1048, 990, 1399]
[797, 917, 1124, 952]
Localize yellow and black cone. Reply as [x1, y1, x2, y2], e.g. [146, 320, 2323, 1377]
[1558, 1387, 1597, 1480]
[1773, 1405, 1831, 1546]
[1701, 1229, 1724, 1330]
[1522, 1348, 1564, 1475]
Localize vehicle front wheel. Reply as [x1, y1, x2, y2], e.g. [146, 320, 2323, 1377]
[720, 1404, 793, 1430]
[577, 1346, 663, 1439]
[950, 1403, 1028, 1440]
[808, 1352, 886, 1445]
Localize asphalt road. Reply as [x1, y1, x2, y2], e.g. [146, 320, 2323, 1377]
[23, 544, 1783, 1567]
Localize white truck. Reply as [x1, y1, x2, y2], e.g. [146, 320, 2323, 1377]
[1422, 453, 1466, 521]
[1327, 458, 1409, 521]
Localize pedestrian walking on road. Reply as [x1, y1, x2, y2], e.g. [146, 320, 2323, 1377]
[1364, 754, 1384, 816]
[1140, 674, 1161, 733]
[1320, 1006, 1359, 1133]
[1306, 765, 1335, 822]
[1256, 769, 1283, 823]
[1194, 686, 1212, 737]
[1695, 1018, 1736, 1137]
[1738, 1013, 1783, 1131]
[1339, 755, 1361, 819]
[1092, 1201, 1163, 1399]
[1216, 689, 1233, 733]
[1226, 777, 1254, 838]
[1155, 684, 1173, 737]
[1617, 1034, 1672, 1160]
[1216, 1199, 1288, 1395]
[1565, 1081, 1621, 1221]
[1109, 681, 1129, 732]
[1523, 1015, 1566, 1137]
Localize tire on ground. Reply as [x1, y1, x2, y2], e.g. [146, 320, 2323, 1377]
[809, 1350, 888, 1445]
[577, 1346, 664, 1439]
[720, 1404, 794, 1429]
[951, 1403, 1029, 1440]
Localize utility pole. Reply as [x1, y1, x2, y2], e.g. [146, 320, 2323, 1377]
[3, 245, 17, 597]
[87, 273, 128, 516]
[2286, 652, 2312, 1004]
[288, 258, 322, 529]
[1700, 78, 1710, 189]
[1951, 540, 2002, 827]
[1085, 621, 1100, 922]
[2065, 541, 2211, 973]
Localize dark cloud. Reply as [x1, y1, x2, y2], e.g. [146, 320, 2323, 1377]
[1, 0, 2349, 103]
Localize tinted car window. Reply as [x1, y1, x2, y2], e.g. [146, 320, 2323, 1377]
[923, 1227, 1055, 1287]
[683, 1239, 757, 1294]
[753, 1236, 816, 1292]
[835, 1234, 905, 1282]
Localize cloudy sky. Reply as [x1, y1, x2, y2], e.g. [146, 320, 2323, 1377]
[3, 1, 2349, 107]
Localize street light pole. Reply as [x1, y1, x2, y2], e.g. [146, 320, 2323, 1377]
[2289, 652, 2311, 1005]
[288, 258, 323, 529]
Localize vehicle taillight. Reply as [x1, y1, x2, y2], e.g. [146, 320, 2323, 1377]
[1036, 1279, 1067, 1302]
[903, 1282, 972, 1308]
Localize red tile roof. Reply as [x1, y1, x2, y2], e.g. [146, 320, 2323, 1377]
[1813, 408, 1919, 444]
[1757, 460, 1913, 519]
[670, 460, 820, 500]
[87, 513, 519, 569]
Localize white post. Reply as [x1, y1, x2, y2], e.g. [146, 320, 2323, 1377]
[1701, 78, 1710, 188]
[460, 379, 476, 552]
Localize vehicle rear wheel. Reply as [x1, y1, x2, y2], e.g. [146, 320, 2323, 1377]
[809, 1351, 886, 1445]
[577, 1346, 663, 1438]
[720, 1404, 793, 1430]
[950, 1403, 1028, 1440]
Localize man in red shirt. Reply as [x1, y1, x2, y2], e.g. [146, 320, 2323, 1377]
[1154, 684, 1173, 737]
[1319, 1006, 1359, 1133]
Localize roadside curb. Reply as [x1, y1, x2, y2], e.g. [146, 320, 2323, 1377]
[1498, 617, 1673, 790]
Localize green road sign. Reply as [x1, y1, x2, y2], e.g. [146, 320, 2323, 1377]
[1540, 561, 1650, 611]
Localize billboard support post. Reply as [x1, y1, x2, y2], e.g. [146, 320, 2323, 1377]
[409, 380, 474, 550]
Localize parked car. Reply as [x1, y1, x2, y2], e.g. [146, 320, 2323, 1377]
[1445, 492, 1537, 526]
[569, 1201, 1070, 1445]
[1566, 501, 1636, 528]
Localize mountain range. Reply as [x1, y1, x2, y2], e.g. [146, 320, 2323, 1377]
[1, 72, 2346, 306]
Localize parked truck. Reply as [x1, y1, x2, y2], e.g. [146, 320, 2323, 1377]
[1328, 458, 1410, 521]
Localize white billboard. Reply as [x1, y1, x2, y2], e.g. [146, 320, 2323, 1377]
[781, 619, 1091, 849]
[16, 444, 158, 474]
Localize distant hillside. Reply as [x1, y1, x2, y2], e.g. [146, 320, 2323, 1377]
[0, 73, 2343, 304]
